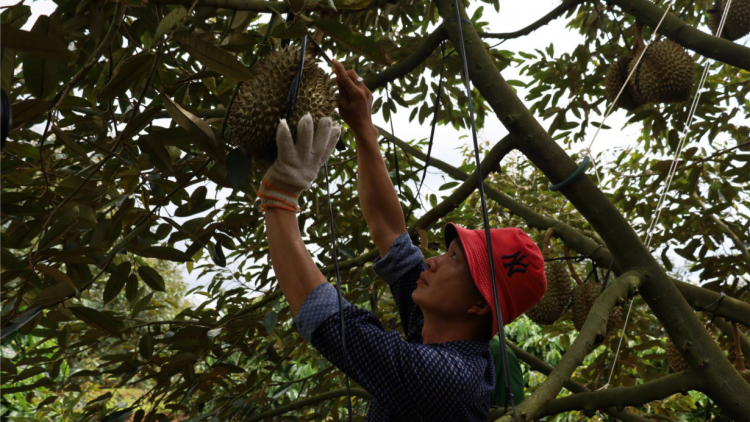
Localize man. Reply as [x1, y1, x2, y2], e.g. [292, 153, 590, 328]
[260, 59, 547, 421]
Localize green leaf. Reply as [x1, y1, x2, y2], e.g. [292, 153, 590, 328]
[154, 7, 187, 42]
[10, 98, 51, 130]
[263, 311, 278, 335]
[23, 13, 64, 99]
[126, 274, 139, 302]
[138, 266, 165, 292]
[0, 306, 44, 341]
[38, 208, 78, 250]
[98, 53, 156, 101]
[138, 133, 173, 175]
[2, 48, 16, 93]
[162, 351, 197, 371]
[137, 246, 192, 262]
[190, 186, 208, 209]
[31, 283, 76, 308]
[36, 264, 79, 295]
[69, 306, 122, 339]
[139, 332, 154, 360]
[174, 199, 217, 217]
[225, 148, 252, 188]
[103, 272, 127, 305]
[173, 31, 253, 81]
[162, 94, 223, 162]
[131, 292, 153, 319]
[313, 19, 392, 65]
[1, 25, 71, 60]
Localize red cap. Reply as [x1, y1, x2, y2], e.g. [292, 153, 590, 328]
[444, 223, 546, 336]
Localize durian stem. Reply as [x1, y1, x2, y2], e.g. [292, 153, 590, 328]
[733, 321, 746, 371]
[564, 245, 584, 286]
[632, 23, 646, 57]
[542, 228, 555, 259]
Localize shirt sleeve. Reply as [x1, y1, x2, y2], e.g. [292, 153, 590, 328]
[371, 231, 426, 343]
[309, 303, 489, 421]
[293, 283, 351, 341]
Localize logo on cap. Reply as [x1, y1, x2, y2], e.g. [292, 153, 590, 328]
[501, 251, 528, 277]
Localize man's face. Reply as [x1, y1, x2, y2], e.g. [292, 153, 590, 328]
[412, 239, 487, 320]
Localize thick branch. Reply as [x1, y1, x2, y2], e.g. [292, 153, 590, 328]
[505, 343, 651, 422]
[608, 0, 750, 72]
[433, 0, 750, 418]
[245, 388, 371, 422]
[539, 371, 700, 417]
[673, 279, 750, 327]
[478, 0, 584, 40]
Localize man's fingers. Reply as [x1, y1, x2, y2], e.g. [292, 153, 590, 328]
[275, 119, 294, 159]
[332, 59, 360, 93]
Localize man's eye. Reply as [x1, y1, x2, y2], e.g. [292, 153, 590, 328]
[450, 252, 458, 260]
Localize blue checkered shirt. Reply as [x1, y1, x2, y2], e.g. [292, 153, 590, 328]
[294, 232, 494, 421]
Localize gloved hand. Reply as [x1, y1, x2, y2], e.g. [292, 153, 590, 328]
[258, 113, 341, 212]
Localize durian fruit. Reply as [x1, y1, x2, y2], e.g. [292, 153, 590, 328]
[709, 0, 750, 41]
[526, 260, 574, 325]
[228, 46, 337, 163]
[629, 25, 695, 105]
[665, 338, 690, 373]
[570, 279, 622, 334]
[605, 56, 647, 111]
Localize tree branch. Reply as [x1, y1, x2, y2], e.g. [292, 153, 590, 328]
[245, 388, 371, 422]
[365, 26, 447, 92]
[478, 0, 584, 40]
[504, 342, 652, 422]
[539, 371, 700, 418]
[673, 279, 750, 327]
[608, 0, 750, 72]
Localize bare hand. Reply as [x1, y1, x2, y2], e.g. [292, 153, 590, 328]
[332, 60, 375, 137]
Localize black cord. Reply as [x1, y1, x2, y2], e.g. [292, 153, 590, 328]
[705, 292, 725, 328]
[324, 161, 355, 422]
[592, 3, 619, 58]
[385, 87, 404, 202]
[450, 3, 518, 419]
[405, 41, 447, 223]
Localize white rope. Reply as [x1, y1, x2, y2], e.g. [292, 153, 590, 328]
[599, 0, 734, 390]
[583, 0, 677, 185]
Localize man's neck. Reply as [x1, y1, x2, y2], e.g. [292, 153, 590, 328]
[421, 313, 484, 344]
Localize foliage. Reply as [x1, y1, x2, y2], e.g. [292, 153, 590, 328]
[1, 0, 748, 421]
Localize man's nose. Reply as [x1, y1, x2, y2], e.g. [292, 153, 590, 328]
[425, 256, 438, 271]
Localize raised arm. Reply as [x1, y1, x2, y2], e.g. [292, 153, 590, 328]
[332, 60, 406, 257]
[260, 115, 340, 315]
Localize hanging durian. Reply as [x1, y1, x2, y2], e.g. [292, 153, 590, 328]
[526, 230, 575, 325]
[228, 46, 338, 163]
[570, 275, 622, 334]
[629, 24, 695, 105]
[709, 0, 750, 41]
[665, 337, 690, 373]
[605, 55, 647, 111]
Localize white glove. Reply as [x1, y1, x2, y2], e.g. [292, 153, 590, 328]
[258, 113, 341, 212]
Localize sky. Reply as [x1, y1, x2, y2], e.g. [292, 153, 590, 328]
[4, 0, 745, 298]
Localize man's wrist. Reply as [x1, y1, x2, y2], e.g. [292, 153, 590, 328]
[352, 123, 379, 142]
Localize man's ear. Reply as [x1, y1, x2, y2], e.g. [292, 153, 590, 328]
[468, 299, 491, 316]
